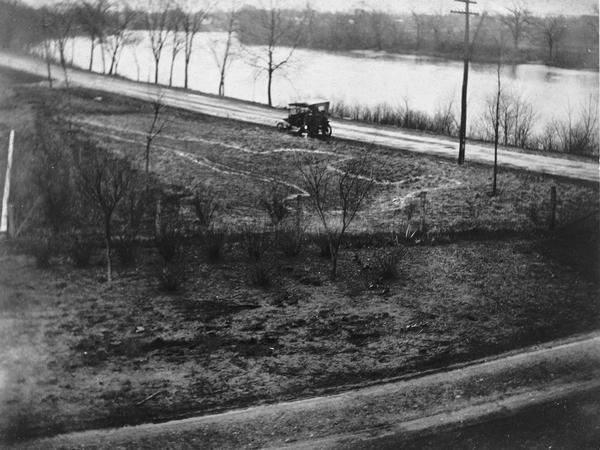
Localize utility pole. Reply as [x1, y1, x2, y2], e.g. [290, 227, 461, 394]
[451, 0, 479, 165]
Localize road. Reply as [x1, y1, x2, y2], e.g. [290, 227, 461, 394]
[12, 333, 600, 449]
[1, 51, 598, 183]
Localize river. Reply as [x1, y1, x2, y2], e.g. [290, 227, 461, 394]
[59, 31, 598, 134]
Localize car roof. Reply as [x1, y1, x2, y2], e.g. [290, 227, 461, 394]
[288, 99, 329, 107]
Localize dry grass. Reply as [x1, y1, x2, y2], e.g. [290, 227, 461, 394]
[0, 236, 598, 440]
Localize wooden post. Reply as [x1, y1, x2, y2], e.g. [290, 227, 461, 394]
[549, 186, 557, 231]
[155, 196, 162, 236]
[1, 130, 15, 237]
[451, 0, 479, 165]
[7, 204, 15, 238]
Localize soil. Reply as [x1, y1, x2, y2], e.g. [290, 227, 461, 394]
[0, 67, 598, 443]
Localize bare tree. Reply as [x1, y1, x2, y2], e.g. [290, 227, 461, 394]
[298, 153, 374, 280]
[554, 97, 599, 155]
[40, 9, 54, 87]
[368, 10, 389, 51]
[167, 8, 185, 87]
[536, 15, 567, 61]
[499, 3, 533, 51]
[48, 2, 76, 86]
[429, 11, 445, 50]
[146, 0, 172, 84]
[211, 6, 238, 96]
[77, 0, 111, 71]
[484, 90, 535, 149]
[106, 4, 136, 75]
[1, 0, 20, 49]
[78, 146, 134, 283]
[241, 3, 307, 106]
[490, 34, 507, 196]
[411, 11, 426, 50]
[179, 0, 211, 89]
[144, 93, 166, 184]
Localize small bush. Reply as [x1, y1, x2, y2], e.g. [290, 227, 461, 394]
[277, 226, 305, 257]
[353, 246, 407, 287]
[202, 227, 228, 263]
[313, 231, 332, 258]
[192, 188, 219, 229]
[377, 247, 407, 280]
[158, 261, 185, 292]
[248, 262, 270, 288]
[241, 226, 272, 261]
[155, 217, 185, 263]
[68, 235, 95, 268]
[114, 237, 138, 266]
[259, 186, 290, 225]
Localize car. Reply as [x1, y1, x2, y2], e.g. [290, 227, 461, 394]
[277, 100, 332, 138]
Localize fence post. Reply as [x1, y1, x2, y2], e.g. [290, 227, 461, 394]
[7, 204, 15, 238]
[549, 186, 557, 231]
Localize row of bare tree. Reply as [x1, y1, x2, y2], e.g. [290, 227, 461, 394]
[243, 5, 598, 68]
[3, 0, 305, 106]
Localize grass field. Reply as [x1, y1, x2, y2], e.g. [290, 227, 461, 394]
[0, 66, 598, 442]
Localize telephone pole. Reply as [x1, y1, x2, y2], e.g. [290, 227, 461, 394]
[451, 0, 479, 165]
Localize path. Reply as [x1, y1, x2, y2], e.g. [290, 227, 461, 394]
[1, 51, 597, 183]
[12, 332, 600, 449]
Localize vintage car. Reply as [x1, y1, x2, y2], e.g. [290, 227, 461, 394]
[277, 100, 332, 137]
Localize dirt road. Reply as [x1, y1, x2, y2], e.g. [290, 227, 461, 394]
[1, 51, 598, 183]
[13, 333, 600, 449]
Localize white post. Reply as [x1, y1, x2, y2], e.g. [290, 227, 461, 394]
[1, 130, 15, 235]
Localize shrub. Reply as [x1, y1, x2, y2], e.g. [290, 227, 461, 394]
[114, 238, 137, 266]
[248, 262, 270, 288]
[154, 214, 185, 263]
[202, 227, 228, 263]
[313, 231, 332, 258]
[259, 186, 290, 226]
[277, 226, 305, 257]
[158, 261, 185, 292]
[377, 247, 407, 280]
[192, 188, 219, 230]
[68, 235, 95, 268]
[241, 226, 272, 261]
[353, 246, 407, 287]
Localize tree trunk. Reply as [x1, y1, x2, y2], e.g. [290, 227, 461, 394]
[109, 45, 119, 75]
[45, 50, 53, 88]
[100, 42, 106, 74]
[169, 52, 176, 87]
[267, 68, 273, 107]
[145, 137, 151, 177]
[184, 57, 189, 89]
[330, 249, 338, 280]
[493, 70, 500, 196]
[105, 216, 112, 283]
[89, 38, 95, 71]
[154, 57, 160, 84]
[219, 65, 226, 96]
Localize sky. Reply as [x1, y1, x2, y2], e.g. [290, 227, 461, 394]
[22, 0, 599, 16]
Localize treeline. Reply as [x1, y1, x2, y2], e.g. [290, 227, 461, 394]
[236, 6, 599, 69]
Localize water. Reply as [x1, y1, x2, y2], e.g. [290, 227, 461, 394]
[62, 31, 598, 133]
